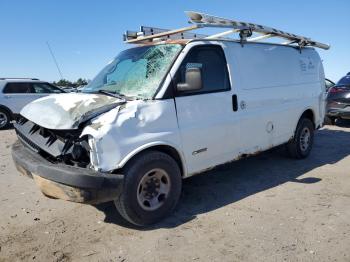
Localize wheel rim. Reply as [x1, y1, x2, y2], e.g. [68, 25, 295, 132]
[137, 168, 171, 211]
[300, 127, 311, 152]
[0, 112, 8, 128]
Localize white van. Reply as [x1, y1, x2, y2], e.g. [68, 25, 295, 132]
[12, 12, 329, 226]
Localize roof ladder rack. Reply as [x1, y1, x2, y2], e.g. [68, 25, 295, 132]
[124, 11, 330, 50]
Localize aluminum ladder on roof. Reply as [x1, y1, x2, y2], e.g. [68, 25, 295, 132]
[123, 25, 208, 43]
[124, 11, 330, 50]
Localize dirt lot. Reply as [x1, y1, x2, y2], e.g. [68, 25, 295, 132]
[0, 123, 350, 262]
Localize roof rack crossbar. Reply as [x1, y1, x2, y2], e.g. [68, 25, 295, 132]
[247, 33, 274, 42]
[205, 29, 240, 39]
[124, 11, 330, 50]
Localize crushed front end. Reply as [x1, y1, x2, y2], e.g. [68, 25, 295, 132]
[12, 116, 123, 204]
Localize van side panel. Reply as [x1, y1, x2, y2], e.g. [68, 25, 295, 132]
[224, 42, 324, 154]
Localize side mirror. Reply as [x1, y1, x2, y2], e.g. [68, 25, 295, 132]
[177, 67, 203, 92]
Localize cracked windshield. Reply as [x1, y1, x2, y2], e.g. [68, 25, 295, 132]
[83, 44, 182, 99]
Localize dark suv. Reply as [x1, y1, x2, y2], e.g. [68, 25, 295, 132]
[326, 73, 350, 124]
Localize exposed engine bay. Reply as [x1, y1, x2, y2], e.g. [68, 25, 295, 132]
[15, 116, 90, 168]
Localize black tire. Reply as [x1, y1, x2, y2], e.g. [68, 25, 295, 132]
[114, 151, 182, 226]
[287, 118, 314, 159]
[324, 116, 336, 125]
[0, 108, 11, 130]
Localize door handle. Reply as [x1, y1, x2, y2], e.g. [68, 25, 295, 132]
[232, 94, 238, 112]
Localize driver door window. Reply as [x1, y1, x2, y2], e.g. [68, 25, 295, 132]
[175, 45, 230, 96]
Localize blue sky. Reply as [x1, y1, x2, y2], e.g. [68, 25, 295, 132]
[0, 0, 349, 82]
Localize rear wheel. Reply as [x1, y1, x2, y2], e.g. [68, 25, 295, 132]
[114, 151, 182, 226]
[287, 118, 314, 159]
[0, 109, 11, 130]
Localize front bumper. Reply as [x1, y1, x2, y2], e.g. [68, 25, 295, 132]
[327, 108, 350, 119]
[12, 141, 123, 204]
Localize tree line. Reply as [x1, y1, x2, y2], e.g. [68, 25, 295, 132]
[53, 78, 89, 88]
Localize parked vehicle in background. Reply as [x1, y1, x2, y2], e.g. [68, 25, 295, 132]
[76, 85, 86, 92]
[325, 78, 335, 93]
[325, 73, 350, 125]
[59, 86, 77, 93]
[0, 78, 65, 129]
[11, 11, 329, 226]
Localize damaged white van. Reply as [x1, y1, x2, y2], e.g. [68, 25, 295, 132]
[12, 12, 330, 226]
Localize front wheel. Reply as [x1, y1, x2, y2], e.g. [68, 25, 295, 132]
[114, 151, 182, 226]
[286, 118, 314, 159]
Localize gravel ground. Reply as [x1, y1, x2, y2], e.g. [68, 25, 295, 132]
[0, 122, 350, 262]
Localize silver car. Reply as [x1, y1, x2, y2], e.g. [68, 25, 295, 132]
[0, 78, 65, 129]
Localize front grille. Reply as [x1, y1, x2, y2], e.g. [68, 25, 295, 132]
[14, 119, 67, 158]
[14, 116, 89, 167]
[16, 130, 40, 153]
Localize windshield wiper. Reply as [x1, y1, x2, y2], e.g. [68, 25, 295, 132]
[98, 90, 127, 100]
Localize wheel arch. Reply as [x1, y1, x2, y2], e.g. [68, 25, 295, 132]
[289, 108, 316, 140]
[117, 142, 187, 177]
[299, 108, 315, 128]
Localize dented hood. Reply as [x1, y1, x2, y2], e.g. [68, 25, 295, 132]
[20, 93, 124, 130]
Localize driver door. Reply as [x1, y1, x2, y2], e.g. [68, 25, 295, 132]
[173, 44, 240, 175]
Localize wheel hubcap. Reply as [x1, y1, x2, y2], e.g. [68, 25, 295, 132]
[300, 127, 311, 152]
[137, 168, 171, 211]
[0, 112, 8, 128]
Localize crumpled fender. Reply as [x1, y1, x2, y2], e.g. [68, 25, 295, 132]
[81, 100, 185, 174]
